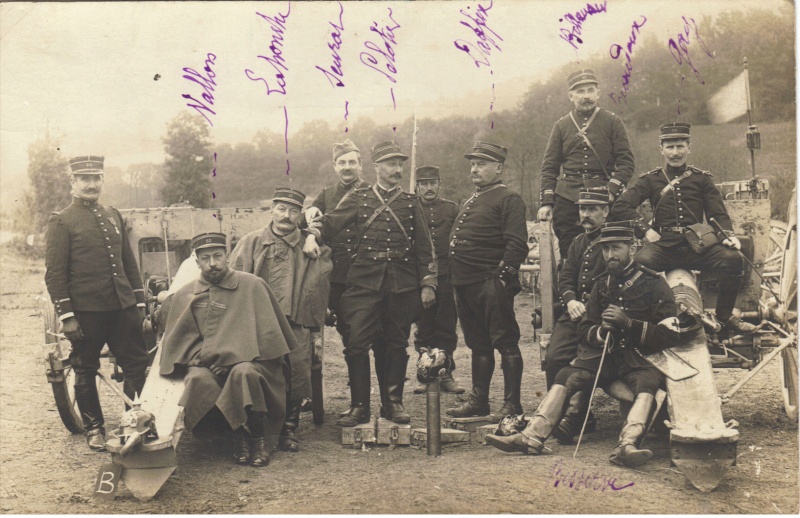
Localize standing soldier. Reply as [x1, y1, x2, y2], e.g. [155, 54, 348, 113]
[44, 156, 150, 451]
[609, 122, 755, 334]
[538, 69, 635, 255]
[303, 140, 368, 342]
[304, 140, 437, 426]
[230, 188, 332, 453]
[544, 187, 610, 442]
[412, 166, 464, 395]
[446, 142, 528, 419]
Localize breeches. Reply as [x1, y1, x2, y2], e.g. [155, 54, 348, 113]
[454, 277, 520, 353]
[635, 242, 743, 276]
[414, 276, 458, 354]
[554, 353, 665, 396]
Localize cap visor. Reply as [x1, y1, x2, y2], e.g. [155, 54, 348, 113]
[464, 152, 501, 161]
[376, 152, 409, 162]
[569, 79, 599, 90]
[272, 197, 304, 208]
[576, 200, 609, 205]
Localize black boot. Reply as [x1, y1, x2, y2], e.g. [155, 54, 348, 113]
[373, 346, 389, 418]
[246, 411, 270, 467]
[232, 427, 250, 465]
[384, 349, 411, 424]
[336, 355, 371, 427]
[496, 348, 524, 416]
[123, 373, 146, 409]
[446, 352, 493, 417]
[717, 274, 756, 334]
[485, 384, 569, 454]
[278, 399, 302, 452]
[609, 393, 655, 467]
[74, 373, 106, 452]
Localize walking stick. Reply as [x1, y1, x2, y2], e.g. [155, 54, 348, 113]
[573, 332, 610, 458]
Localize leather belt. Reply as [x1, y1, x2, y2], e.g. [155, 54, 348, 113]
[450, 239, 476, 246]
[658, 226, 686, 233]
[359, 250, 408, 260]
[562, 170, 606, 180]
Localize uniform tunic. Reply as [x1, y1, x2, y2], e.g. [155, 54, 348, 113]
[44, 197, 149, 376]
[449, 181, 528, 352]
[414, 197, 459, 355]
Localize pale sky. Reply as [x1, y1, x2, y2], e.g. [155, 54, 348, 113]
[0, 0, 792, 209]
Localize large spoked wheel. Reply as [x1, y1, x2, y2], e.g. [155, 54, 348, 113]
[41, 289, 84, 434]
[777, 191, 798, 421]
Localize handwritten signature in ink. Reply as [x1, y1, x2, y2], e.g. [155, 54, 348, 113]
[245, 3, 291, 95]
[607, 16, 647, 105]
[316, 1, 345, 88]
[360, 8, 401, 85]
[551, 460, 635, 491]
[453, 0, 503, 68]
[668, 16, 714, 84]
[182, 53, 218, 127]
[558, 1, 608, 50]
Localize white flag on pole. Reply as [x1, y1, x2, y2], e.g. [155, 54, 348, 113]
[707, 71, 749, 124]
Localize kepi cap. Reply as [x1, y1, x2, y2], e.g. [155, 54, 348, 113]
[597, 225, 635, 244]
[659, 122, 692, 140]
[415, 166, 440, 181]
[576, 187, 610, 205]
[567, 69, 599, 89]
[272, 187, 306, 208]
[371, 140, 409, 163]
[464, 141, 508, 163]
[69, 156, 105, 175]
[333, 139, 360, 161]
[192, 232, 227, 251]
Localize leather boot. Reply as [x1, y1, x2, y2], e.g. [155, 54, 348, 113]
[717, 275, 756, 334]
[373, 346, 390, 417]
[123, 373, 146, 409]
[485, 384, 569, 454]
[384, 349, 411, 424]
[278, 399, 301, 452]
[232, 427, 250, 465]
[336, 355, 371, 427]
[552, 391, 589, 445]
[447, 352, 494, 417]
[439, 372, 465, 394]
[246, 411, 270, 467]
[496, 348, 524, 416]
[609, 392, 655, 467]
[74, 374, 106, 452]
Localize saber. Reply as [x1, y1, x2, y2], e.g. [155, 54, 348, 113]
[573, 332, 610, 458]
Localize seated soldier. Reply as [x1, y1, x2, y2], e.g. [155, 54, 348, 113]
[159, 232, 300, 467]
[486, 226, 678, 468]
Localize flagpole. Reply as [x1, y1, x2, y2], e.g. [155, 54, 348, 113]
[743, 57, 760, 179]
[409, 113, 418, 193]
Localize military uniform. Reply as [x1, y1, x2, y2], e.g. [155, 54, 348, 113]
[44, 156, 149, 450]
[540, 69, 634, 254]
[447, 142, 529, 418]
[609, 122, 744, 325]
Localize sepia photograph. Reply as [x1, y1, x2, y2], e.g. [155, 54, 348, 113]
[0, 0, 797, 514]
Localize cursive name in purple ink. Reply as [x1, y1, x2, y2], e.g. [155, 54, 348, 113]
[453, 0, 503, 68]
[316, 1, 345, 88]
[607, 16, 647, 105]
[551, 460, 634, 491]
[181, 53, 218, 127]
[360, 8, 401, 84]
[245, 3, 291, 95]
[668, 16, 714, 85]
[559, 1, 607, 50]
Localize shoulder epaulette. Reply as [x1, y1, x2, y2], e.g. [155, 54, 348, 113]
[636, 264, 660, 276]
[639, 167, 662, 178]
[688, 165, 712, 176]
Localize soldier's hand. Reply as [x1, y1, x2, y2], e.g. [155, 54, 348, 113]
[537, 205, 553, 222]
[209, 364, 229, 377]
[304, 206, 323, 222]
[722, 236, 742, 250]
[61, 317, 84, 342]
[303, 234, 320, 259]
[644, 228, 661, 243]
[566, 300, 586, 321]
[602, 305, 632, 330]
[608, 192, 616, 204]
[421, 286, 436, 309]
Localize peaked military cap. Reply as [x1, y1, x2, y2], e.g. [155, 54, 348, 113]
[415, 166, 440, 181]
[464, 141, 508, 163]
[272, 187, 306, 208]
[659, 122, 692, 140]
[371, 140, 409, 163]
[567, 69, 599, 89]
[333, 139, 360, 161]
[69, 156, 105, 175]
[576, 187, 610, 205]
[597, 225, 635, 244]
[192, 232, 227, 251]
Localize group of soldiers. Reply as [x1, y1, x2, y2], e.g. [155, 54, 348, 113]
[45, 68, 753, 469]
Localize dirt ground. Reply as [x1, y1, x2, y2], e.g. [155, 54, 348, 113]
[1, 249, 798, 514]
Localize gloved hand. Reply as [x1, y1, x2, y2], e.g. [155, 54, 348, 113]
[601, 305, 632, 331]
[61, 317, 84, 342]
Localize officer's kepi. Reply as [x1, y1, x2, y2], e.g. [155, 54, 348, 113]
[192, 232, 227, 251]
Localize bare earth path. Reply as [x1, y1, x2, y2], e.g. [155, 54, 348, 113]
[1, 250, 797, 514]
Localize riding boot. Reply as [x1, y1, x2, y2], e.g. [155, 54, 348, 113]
[552, 391, 589, 445]
[717, 274, 756, 333]
[278, 399, 302, 452]
[232, 427, 250, 465]
[439, 372, 465, 394]
[609, 392, 655, 467]
[74, 373, 106, 452]
[384, 349, 411, 424]
[496, 348, 524, 416]
[486, 384, 569, 454]
[246, 411, 270, 467]
[373, 346, 390, 417]
[123, 373, 147, 409]
[336, 355, 371, 427]
[446, 352, 493, 417]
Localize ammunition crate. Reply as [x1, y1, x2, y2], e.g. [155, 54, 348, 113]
[410, 428, 471, 447]
[443, 416, 496, 433]
[375, 418, 412, 446]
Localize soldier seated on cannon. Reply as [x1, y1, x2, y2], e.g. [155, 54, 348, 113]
[486, 226, 679, 468]
[159, 232, 300, 467]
